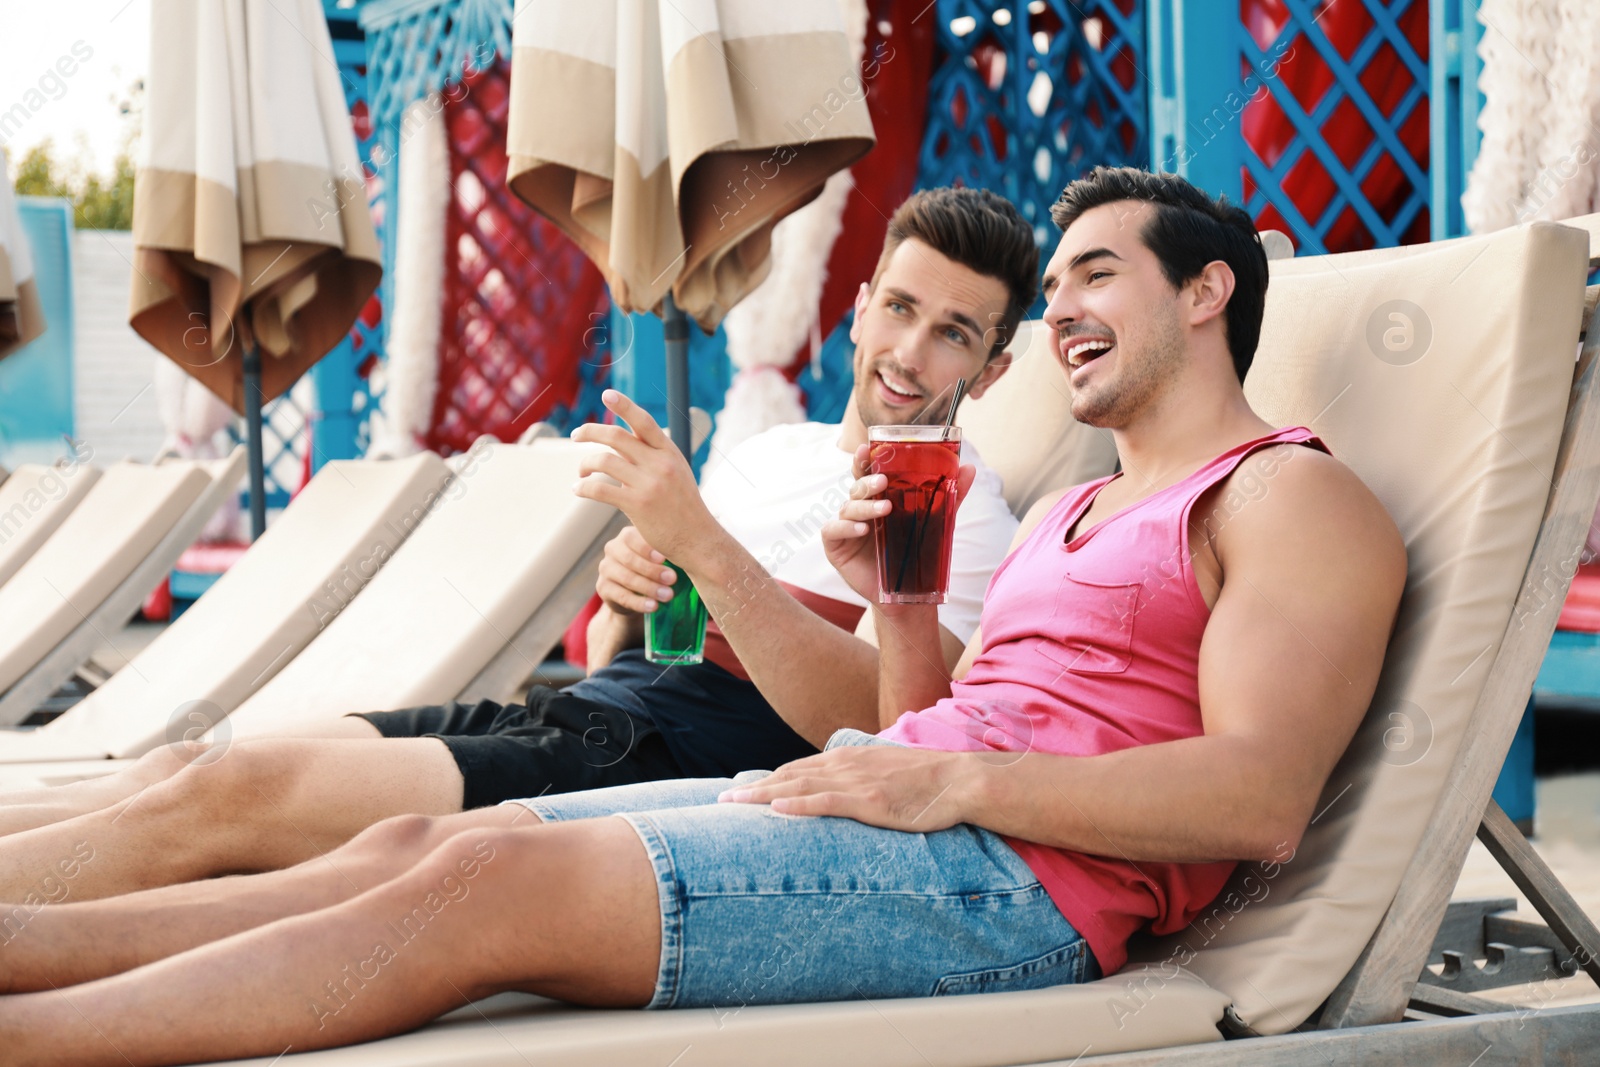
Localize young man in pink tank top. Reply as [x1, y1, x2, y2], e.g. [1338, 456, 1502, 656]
[0, 170, 1407, 1063]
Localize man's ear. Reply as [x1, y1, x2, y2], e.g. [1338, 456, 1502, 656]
[849, 282, 871, 344]
[1188, 261, 1235, 328]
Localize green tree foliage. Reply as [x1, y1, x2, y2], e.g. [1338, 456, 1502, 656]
[11, 139, 135, 231]
[10, 77, 139, 231]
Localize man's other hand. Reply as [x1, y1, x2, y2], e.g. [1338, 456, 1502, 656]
[718, 745, 967, 833]
[596, 526, 677, 617]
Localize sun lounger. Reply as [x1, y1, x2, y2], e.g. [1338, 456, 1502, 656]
[195, 217, 1600, 1066]
[0, 451, 454, 764]
[215, 435, 625, 740]
[0, 449, 248, 727]
[0, 460, 102, 591]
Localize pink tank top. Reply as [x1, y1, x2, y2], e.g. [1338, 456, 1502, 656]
[880, 426, 1328, 973]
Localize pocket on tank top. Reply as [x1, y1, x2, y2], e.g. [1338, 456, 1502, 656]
[1042, 575, 1139, 674]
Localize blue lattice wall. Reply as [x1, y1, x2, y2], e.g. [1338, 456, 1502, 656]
[917, 0, 1149, 246]
[806, 0, 1152, 423]
[361, 0, 512, 317]
[336, 0, 1486, 434]
[1150, 0, 1481, 254]
[1430, 0, 1486, 239]
[311, 3, 386, 468]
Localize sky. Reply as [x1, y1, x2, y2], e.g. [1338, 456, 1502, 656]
[0, 0, 152, 177]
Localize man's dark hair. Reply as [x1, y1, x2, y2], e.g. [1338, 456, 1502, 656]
[1049, 167, 1268, 384]
[872, 187, 1039, 359]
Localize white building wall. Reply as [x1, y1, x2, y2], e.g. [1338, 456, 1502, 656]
[72, 229, 166, 464]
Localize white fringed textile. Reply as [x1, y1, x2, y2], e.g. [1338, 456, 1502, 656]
[1472, 0, 1600, 563]
[1531, 0, 1600, 221]
[367, 95, 450, 459]
[1463, 0, 1600, 231]
[704, 0, 869, 475]
[1466, 0, 1600, 558]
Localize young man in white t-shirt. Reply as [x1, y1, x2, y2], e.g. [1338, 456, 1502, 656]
[553, 406, 1016, 784]
[0, 188, 1036, 901]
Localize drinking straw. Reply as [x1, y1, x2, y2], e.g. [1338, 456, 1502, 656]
[942, 378, 967, 436]
[894, 378, 966, 595]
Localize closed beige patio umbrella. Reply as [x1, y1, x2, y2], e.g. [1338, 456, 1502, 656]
[130, 0, 382, 535]
[506, 0, 874, 452]
[0, 151, 46, 362]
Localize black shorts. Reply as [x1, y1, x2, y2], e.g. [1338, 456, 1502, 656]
[356, 688, 684, 810]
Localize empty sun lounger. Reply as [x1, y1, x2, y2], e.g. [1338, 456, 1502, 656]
[0, 451, 454, 764]
[199, 219, 1600, 1067]
[215, 435, 624, 740]
[0, 460, 102, 590]
[0, 449, 248, 727]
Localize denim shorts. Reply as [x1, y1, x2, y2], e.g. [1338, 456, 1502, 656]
[510, 729, 1099, 1010]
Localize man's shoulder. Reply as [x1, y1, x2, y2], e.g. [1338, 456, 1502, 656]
[1213, 443, 1405, 574]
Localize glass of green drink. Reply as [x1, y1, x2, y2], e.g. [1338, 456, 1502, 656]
[644, 560, 707, 664]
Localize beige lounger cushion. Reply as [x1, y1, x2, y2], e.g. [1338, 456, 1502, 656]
[1125, 220, 1590, 1032]
[223, 439, 619, 736]
[0, 452, 453, 763]
[0, 461, 101, 590]
[218, 966, 1227, 1066]
[0, 460, 212, 695]
[958, 319, 1119, 515]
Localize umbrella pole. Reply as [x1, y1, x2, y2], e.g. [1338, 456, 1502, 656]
[662, 292, 693, 459]
[242, 342, 267, 541]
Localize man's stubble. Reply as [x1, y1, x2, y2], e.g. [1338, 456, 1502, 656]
[1069, 303, 1186, 429]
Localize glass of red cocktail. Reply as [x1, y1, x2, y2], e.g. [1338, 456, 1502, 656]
[867, 425, 962, 604]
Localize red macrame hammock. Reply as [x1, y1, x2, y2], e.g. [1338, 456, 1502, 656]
[430, 61, 610, 456]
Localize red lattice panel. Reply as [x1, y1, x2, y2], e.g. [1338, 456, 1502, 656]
[1239, 0, 1430, 253]
[429, 61, 610, 455]
[786, 0, 937, 379]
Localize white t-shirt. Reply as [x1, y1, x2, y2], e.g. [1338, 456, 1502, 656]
[699, 422, 1017, 644]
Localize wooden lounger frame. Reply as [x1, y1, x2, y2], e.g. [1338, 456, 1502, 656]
[1081, 283, 1600, 1065]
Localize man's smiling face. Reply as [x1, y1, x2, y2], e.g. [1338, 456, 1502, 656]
[1039, 200, 1187, 428]
[849, 238, 1012, 428]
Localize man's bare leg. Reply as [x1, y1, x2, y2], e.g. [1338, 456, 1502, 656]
[230, 712, 389, 742]
[0, 816, 660, 1067]
[0, 746, 203, 837]
[0, 735, 465, 900]
[0, 806, 533, 992]
[0, 715, 385, 836]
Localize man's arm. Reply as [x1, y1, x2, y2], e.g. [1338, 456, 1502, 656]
[584, 603, 642, 675]
[686, 530, 895, 742]
[850, 487, 1068, 728]
[726, 452, 1407, 864]
[572, 392, 965, 747]
[852, 610, 966, 729]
